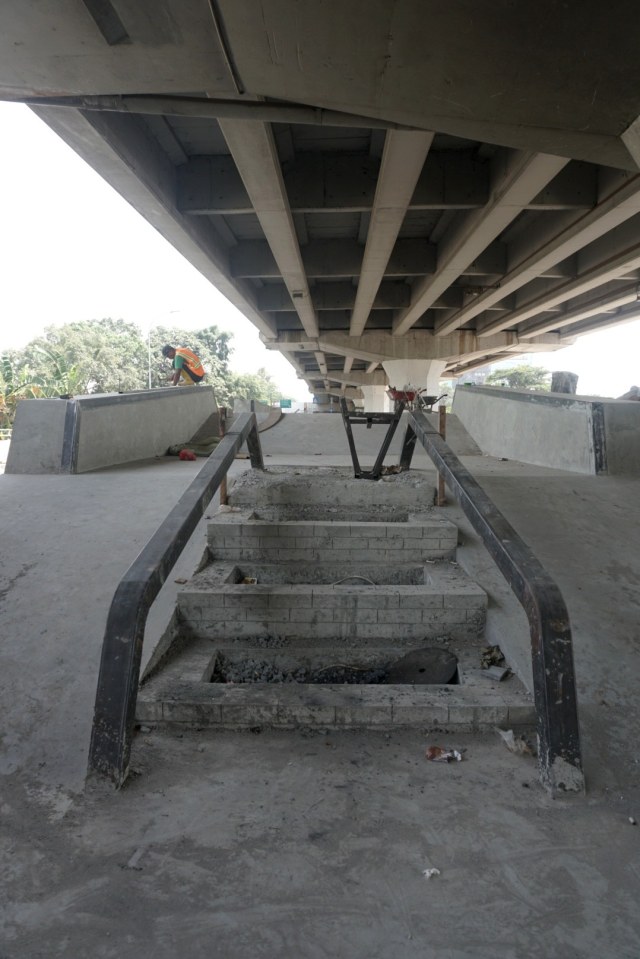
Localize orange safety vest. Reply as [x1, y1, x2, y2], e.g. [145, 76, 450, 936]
[175, 347, 205, 377]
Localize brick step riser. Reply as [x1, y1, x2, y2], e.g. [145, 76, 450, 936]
[178, 613, 485, 646]
[136, 685, 534, 731]
[207, 521, 458, 565]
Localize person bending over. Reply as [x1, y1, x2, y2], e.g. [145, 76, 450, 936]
[161, 344, 205, 386]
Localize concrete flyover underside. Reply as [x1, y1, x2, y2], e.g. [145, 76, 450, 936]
[3, 2, 640, 399]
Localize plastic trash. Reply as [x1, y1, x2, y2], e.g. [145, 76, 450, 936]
[425, 745, 463, 762]
[495, 727, 536, 756]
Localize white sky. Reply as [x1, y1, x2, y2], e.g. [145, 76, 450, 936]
[2, 100, 640, 400]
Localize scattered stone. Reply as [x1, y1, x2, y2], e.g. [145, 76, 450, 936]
[481, 645, 506, 669]
[480, 665, 511, 682]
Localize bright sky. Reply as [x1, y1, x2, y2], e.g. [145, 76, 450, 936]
[2, 100, 640, 400]
[0, 102, 311, 401]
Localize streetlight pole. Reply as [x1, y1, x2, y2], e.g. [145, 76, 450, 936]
[148, 326, 152, 390]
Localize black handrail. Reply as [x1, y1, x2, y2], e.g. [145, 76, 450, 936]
[88, 413, 264, 786]
[402, 411, 584, 794]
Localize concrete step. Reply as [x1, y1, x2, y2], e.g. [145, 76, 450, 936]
[137, 639, 534, 731]
[207, 515, 458, 563]
[139, 466, 529, 735]
[176, 560, 487, 645]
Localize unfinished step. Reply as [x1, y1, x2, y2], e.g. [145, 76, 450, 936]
[207, 515, 458, 563]
[176, 560, 486, 645]
[226, 466, 438, 513]
[137, 638, 535, 731]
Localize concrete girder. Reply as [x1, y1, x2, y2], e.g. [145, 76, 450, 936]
[345, 130, 434, 335]
[217, 2, 640, 170]
[176, 149, 597, 216]
[439, 173, 640, 337]
[179, 149, 489, 214]
[218, 119, 319, 338]
[392, 151, 570, 337]
[29, 106, 278, 341]
[257, 280, 411, 312]
[317, 385, 364, 399]
[314, 351, 329, 376]
[558, 300, 640, 341]
[480, 239, 640, 338]
[324, 371, 389, 387]
[265, 329, 562, 365]
[230, 238, 507, 283]
[230, 238, 436, 279]
[518, 282, 640, 340]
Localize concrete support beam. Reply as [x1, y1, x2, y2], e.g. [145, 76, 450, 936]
[257, 280, 410, 312]
[482, 238, 640, 337]
[266, 329, 562, 365]
[178, 151, 597, 216]
[443, 173, 640, 337]
[360, 384, 390, 412]
[31, 107, 277, 339]
[382, 359, 447, 394]
[350, 130, 434, 335]
[219, 120, 319, 337]
[393, 151, 569, 336]
[230, 238, 436, 279]
[518, 282, 639, 340]
[326, 371, 389, 387]
[314, 351, 328, 376]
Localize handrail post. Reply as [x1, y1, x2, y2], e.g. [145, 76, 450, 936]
[437, 404, 446, 506]
[408, 411, 584, 794]
[88, 413, 262, 785]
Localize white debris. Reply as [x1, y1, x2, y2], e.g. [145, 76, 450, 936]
[495, 727, 536, 756]
[423, 868, 441, 879]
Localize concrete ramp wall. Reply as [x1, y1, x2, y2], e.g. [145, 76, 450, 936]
[453, 384, 640, 475]
[6, 387, 218, 474]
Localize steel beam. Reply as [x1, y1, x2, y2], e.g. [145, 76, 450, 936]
[88, 414, 263, 786]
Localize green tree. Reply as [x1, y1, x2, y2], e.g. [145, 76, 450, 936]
[231, 367, 280, 405]
[21, 318, 146, 393]
[152, 324, 233, 399]
[485, 364, 550, 391]
[0, 354, 44, 428]
[4, 318, 285, 416]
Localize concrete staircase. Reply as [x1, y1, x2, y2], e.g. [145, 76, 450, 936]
[138, 467, 535, 732]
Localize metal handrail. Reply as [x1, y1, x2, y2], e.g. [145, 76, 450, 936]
[88, 413, 264, 785]
[402, 411, 583, 794]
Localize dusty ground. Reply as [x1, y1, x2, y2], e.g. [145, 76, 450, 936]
[1, 414, 639, 957]
[2, 727, 639, 959]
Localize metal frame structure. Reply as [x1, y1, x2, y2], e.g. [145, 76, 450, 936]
[88, 413, 263, 786]
[339, 397, 406, 479]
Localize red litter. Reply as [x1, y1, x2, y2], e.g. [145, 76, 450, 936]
[425, 745, 463, 762]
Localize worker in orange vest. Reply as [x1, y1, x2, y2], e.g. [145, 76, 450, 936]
[161, 344, 205, 386]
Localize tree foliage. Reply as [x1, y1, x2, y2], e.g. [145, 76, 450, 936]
[230, 367, 280, 405]
[1, 318, 283, 424]
[485, 364, 551, 391]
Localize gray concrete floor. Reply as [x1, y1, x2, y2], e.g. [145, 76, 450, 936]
[1, 414, 639, 957]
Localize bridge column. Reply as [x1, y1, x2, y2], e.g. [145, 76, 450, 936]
[382, 359, 447, 396]
[360, 384, 390, 411]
